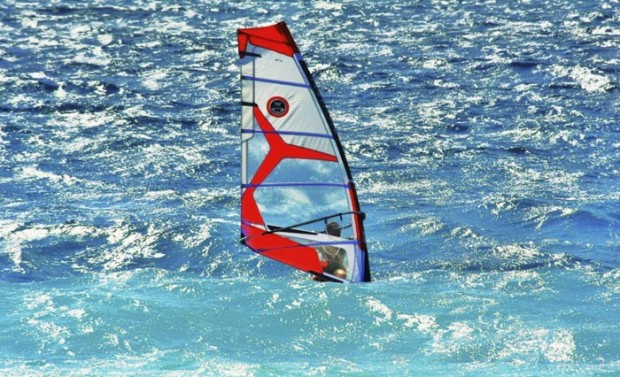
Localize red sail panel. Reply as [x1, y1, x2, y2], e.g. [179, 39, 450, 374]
[238, 22, 299, 58]
[242, 223, 324, 274]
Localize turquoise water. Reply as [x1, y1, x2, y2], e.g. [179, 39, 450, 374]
[1, 1, 619, 375]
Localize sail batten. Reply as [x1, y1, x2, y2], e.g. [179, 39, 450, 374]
[241, 75, 312, 89]
[241, 128, 336, 139]
[243, 182, 350, 188]
[238, 21, 371, 283]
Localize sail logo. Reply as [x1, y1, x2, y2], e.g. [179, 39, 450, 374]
[267, 96, 289, 118]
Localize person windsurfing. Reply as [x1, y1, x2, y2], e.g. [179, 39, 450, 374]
[313, 222, 347, 280]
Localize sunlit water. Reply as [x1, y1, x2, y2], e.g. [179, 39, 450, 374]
[1, 1, 619, 375]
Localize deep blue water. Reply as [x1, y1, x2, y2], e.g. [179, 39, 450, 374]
[1, 0, 619, 375]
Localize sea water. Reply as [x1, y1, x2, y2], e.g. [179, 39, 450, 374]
[1, 1, 619, 375]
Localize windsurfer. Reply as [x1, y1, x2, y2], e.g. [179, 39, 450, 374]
[313, 222, 347, 280]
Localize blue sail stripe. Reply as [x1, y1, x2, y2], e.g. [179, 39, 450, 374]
[300, 240, 358, 247]
[242, 182, 349, 189]
[241, 75, 311, 89]
[241, 129, 334, 139]
[256, 240, 359, 253]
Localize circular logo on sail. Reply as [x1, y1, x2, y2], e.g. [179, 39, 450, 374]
[267, 96, 289, 118]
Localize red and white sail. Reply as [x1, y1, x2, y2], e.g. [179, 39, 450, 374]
[237, 22, 371, 283]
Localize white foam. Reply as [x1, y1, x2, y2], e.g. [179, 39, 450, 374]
[417, 100, 452, 126]
[142, 69, 169, 90]
[54, 83, 67, 99]
[524, 205, 578, 230]
[66, 308, 86, 320]
[450, 227, 481, 240]
[1, 220, 114, 271]
[314, 1, 343, 10]
[0, 220, 21, 238]
[448, 321, 474, 340]
[49, 110, 116, 130]
[544, 329, 576, 362]
[592, 26, 620, 36]
[147, 19, 199, 36]
[422, 58, 447, 69]
[70, 24, 92, 39]
[28, 71, 47, 79]
[493, 243, 542, 260]
[0, 68, 11, 84]
[144, 190, 177, 200]
[8, 93, 44, 108]
[494, 270, 545, 292]
[493, 159, 583, 200]
[601, 269, 620, 294]
[74, 46, 111, 67]
[19, 165, 80, 186]
[377, 45, 393, 57]
[365, 297, 393, 325]
[514, 83, 537, 92]
[397, 313, 438, 334]
[123, 105, 154, 118]
[97, 34, 114, 46]
[401, 216, 445, 236]
[549, 65, 612, 92]
[20, 15, 38, 29]
[491, 126, 543, 142]
[10, 225, 50, 243]
[570, 66, 612, 92]
[172, 221, 212, 248]
[4, 242, 24, 271]
[91, 221, 166, 270]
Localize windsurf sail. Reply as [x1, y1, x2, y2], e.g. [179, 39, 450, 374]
[237, 22, 371, 283]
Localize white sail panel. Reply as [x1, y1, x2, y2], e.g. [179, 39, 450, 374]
[244, 72, 337, 158]
[241, 44, 307, 85]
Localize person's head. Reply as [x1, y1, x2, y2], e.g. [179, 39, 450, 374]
[326, 222, 341, 237]
[334, 268, 347, 279]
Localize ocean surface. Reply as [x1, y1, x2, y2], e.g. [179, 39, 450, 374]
[1, 0, 619, 375]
